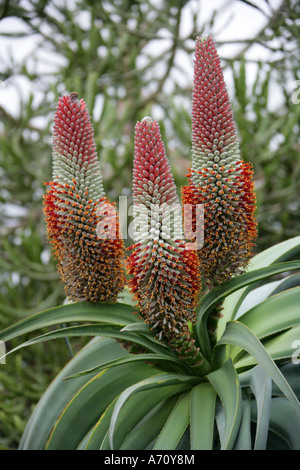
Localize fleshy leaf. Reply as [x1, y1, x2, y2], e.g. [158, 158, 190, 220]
[44, 93, 125, 302]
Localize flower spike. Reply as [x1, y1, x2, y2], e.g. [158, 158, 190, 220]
[44, 93, 125, 302]
[182, 35, 257, 289]
[127, 117, 207, 369]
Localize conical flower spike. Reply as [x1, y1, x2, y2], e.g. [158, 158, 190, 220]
[44, 93, 125, 302]
[182, 35, 257, 288]
[127, 117, 208, 369]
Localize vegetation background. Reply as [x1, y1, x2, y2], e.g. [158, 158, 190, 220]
[0, 0, 299, 449]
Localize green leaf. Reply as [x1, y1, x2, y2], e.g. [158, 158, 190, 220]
[235, 271, 300, 319]
[121, 322, 151, 333]
[65, 353, 191, 380]
[85, 397, 118, 450]
[272, 363, 300, 399]
[0, 302, 139, 343]
[195, 260, 300, 360]
[109, 373, 200, 450]
[252, 397, 300, 450]
[217, 321, 300, 415]
[121, 396, 179, 450]
[87, 393, 180, 451]
[233, 280, 282, 318]
[266, 431, 290, 450]
[19, 338, 128, 450]
[120, 322, 175, 355]
[218, 236, 300, 339]
[207, 359, 243, 450]
[233, 393, 252, 450]
[153, 392, 191, 450]
[47, 362, 162, 450]
[2, 323, 170, 360]
[237, 286, 300, 340]
[114, 386, 188, 450]
[235, 325, 300, 369]
[268, 272, 300, 297]
[190, 382, 216, 450]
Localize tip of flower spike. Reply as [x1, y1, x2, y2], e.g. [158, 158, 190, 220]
[69, 92, 79, 103]
[51, 92, 106, 201]
[197, 35, 211, 43]
[141, 116, 153, 124]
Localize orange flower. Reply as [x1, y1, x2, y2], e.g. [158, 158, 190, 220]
[44, 93, 125, 302]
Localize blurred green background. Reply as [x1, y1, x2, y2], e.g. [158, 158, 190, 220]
[0, 0, 299, 449]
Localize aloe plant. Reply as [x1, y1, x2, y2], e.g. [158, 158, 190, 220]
[1, 36, 299, 450]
